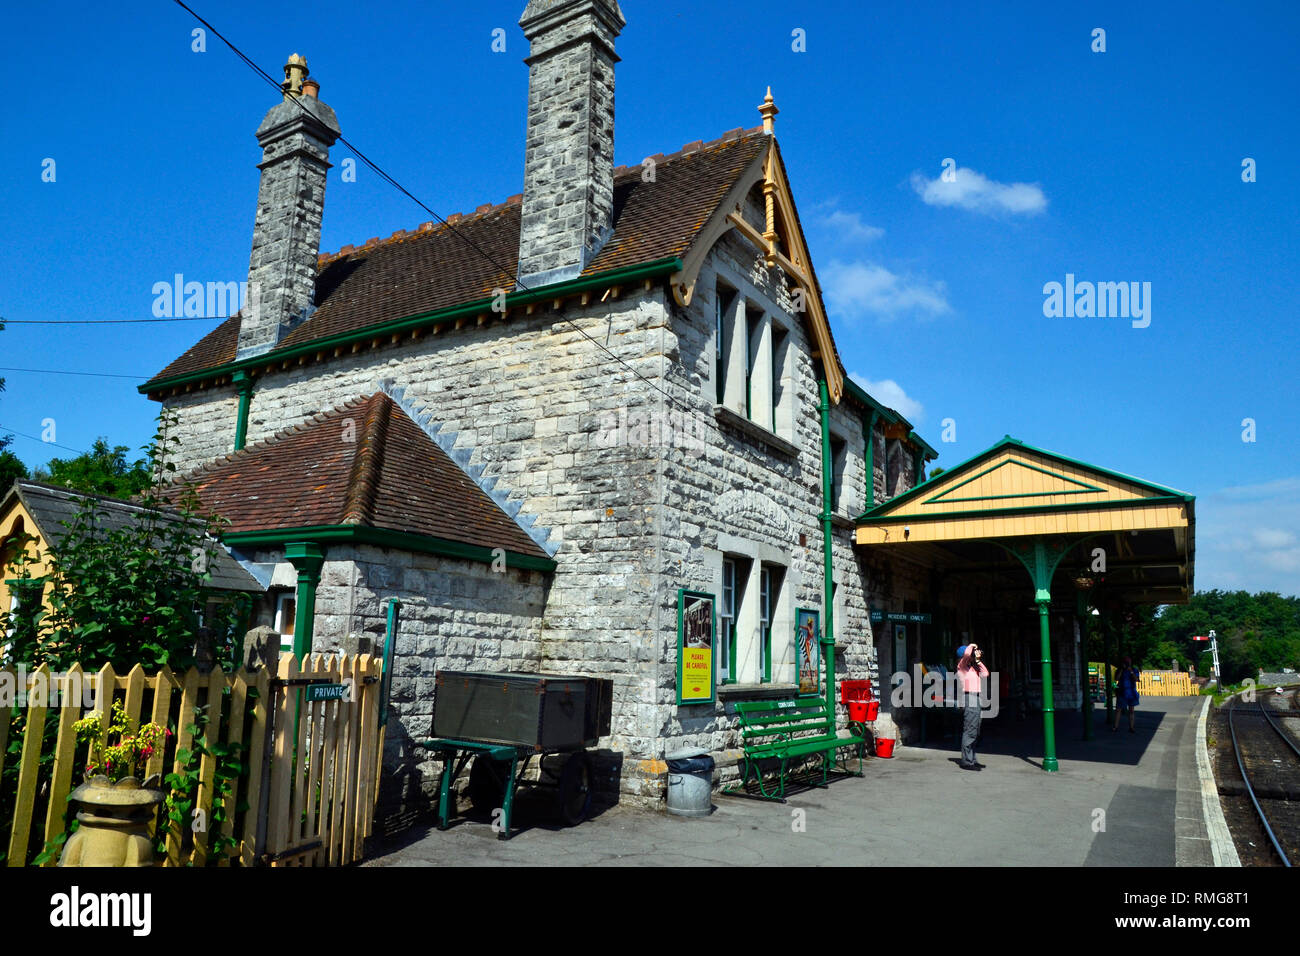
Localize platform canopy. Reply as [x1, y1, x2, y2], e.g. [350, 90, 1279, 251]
[856, 437, 1195, 771]
[856, 436, 1195, 605]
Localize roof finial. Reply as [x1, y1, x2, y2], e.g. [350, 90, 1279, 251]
[758, 86, 779, 135]
[282, 53, 309, 100]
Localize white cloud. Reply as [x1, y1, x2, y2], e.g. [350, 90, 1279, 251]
[909, 166, 1047, 216]
[822, 259, 951, 321]
[849, 373, 924, 423]
[1193, 477, 1300, 595]
[820, 210, 885, 243]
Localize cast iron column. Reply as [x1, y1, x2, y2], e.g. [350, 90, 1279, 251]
[286, 542, 325, 660]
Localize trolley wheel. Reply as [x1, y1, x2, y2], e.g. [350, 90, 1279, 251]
[469, 754, 511, 814]
[558, 751, 592, 826]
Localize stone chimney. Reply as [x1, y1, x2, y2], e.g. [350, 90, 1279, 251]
[237, 54, 341, 360]
[517, 0, 625, 288]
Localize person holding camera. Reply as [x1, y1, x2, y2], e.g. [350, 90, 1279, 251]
[957, 643, 988, 770]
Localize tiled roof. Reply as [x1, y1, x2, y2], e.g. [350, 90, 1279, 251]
[145, 128, 769, 387]
[3, 481, 264, 593]
[176, 392, 552, 561]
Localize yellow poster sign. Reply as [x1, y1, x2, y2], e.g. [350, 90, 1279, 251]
[678, 589, 716, 705]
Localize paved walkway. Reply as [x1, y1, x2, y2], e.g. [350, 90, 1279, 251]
[364, 696, 1214, 866]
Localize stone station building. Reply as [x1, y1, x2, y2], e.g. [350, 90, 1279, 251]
[141, 1, 1193, 812]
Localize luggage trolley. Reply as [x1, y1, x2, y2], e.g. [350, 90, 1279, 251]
[419, 671, 613, 840]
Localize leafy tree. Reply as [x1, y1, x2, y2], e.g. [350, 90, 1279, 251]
[1139, 590, 1300, 680]
[0, 439, 28, 492]
[2, 414, 250, 672]
[33, 437, 151, 498]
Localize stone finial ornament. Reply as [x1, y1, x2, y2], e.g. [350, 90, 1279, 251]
[759, 86, 779, 135]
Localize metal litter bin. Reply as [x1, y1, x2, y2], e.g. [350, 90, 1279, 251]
[665, 748, 715, 817]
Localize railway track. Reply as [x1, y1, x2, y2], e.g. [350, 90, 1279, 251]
[1224, 687, 1300, 866]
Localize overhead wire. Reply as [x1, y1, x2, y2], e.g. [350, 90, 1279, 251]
[171, 0, 736, 429]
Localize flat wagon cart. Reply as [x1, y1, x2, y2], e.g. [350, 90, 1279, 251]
[419, 670, 613, 840]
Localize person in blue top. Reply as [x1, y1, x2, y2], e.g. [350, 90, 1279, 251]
[1112, 657, 1140, 733]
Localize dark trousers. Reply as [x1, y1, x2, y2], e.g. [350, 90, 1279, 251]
[961, 694, 982, 765]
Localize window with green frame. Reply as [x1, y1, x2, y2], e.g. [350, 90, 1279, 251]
[715, 285, 733, 404]
[744, 305, 762, 420]
[720, 558, 737, 683]
[770, 325, 788, 434]
[759, 563, 786, 683]
[760, 566, 772, 682]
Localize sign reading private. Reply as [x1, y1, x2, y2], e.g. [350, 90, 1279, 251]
[305, 682, 348, 703]
[677, 589, 717, 705]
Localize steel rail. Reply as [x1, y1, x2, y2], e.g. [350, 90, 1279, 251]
[1256, 689, 1300, 761]
[1228, 694, 1292, 867]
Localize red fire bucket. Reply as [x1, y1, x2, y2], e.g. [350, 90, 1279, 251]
[874, 738, 896, 758]
[848, 700, 880, 722]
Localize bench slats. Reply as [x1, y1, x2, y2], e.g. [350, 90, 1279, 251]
[727, 698, 866, 800]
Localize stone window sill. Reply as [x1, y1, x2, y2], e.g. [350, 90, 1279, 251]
[717, 682, 801, 701]
[831, 514, 857, 531]
[712, 405, 799, 458]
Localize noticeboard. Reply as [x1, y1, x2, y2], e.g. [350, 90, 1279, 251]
[677, 589, 717, 705]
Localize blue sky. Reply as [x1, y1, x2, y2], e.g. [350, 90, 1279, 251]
[1, 0, 1296, 595]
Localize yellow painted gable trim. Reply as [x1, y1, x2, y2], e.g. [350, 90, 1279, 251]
[868, 448, 1179, 521]
[856, 501, 1191, 545]
[670, 136, 844, 403]
[0, 499, 50, 615]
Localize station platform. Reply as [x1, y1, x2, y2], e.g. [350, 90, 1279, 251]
[365, 695, 1219, 867]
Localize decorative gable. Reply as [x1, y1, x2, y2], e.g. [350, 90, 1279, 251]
[857, 436, 1195, 545]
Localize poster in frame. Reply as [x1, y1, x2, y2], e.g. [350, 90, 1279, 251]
[677, 588, 717, 705]
[796, 607, 821, 696]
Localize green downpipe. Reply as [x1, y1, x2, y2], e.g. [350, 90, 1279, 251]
[863, 410, 878, 509]
[233, 371, 253, 452]
[380, 599, 401, 728]
[819, 379, 836, 718]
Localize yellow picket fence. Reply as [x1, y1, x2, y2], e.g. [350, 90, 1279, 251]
[1136, 670, 1196, 697]
[0, 653, 383, 867]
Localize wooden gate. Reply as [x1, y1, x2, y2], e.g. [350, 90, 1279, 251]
[1136, 670, 1196, 697]
[261, 653, 383, 866]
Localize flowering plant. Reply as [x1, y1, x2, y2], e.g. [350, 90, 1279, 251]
[73, 700, 171, 783]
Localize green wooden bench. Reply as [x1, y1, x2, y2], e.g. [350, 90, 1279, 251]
[724, 698, 865, 801]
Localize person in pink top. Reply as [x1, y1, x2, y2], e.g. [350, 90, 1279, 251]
[957, 644, 989, 770]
